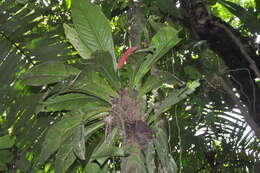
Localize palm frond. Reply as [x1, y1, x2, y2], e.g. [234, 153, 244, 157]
[0, 1, 77, 170]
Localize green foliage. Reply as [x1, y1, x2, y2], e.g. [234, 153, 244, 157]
[91, 50, 121, 89]
[65, 0, 72, 9]
[0, 135, 15, 149]
[0, 0, 259, 172]
[21, 61, 80, 86]
[133, 26, 181, 87]
[154, 80, 200, 119]
[54, 137, 77, 173]
[154, 128, 177, 173]
[0, 150, 13, 171]
[139, 70, 184, 97]
[219, 0, 260, 33]
[38, 94, 106, 112]
[91, 142, 124, 162]
[156, 0, 181, 18]
[71, 0, 116, 66]
[63, 23, 92, 59]
[37, 114, 83, 164]
[71, 64, 118, 103]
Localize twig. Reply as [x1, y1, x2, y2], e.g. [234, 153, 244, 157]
[175, 106, 183, 173]
[228, 68, 255, 113]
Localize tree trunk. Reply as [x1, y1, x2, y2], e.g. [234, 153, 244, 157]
[178, 0, 260, 137]
[110, 88, 152, 173]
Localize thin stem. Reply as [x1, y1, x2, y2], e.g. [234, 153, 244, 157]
[175, 106, 183, 173]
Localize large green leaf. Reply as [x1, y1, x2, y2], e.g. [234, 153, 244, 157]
[83, 134, 104, 172]
[73, 124, 86, 160]
[21, 61, 80, 86]
[153, 80, 200, 119]
[55, 137, 77, 173]
[65, 0, 71, 9]
[91, 143, 124, 160]
[84, 121, 105, 139]
[39, 93, 106, 112]
[88, 129, 123, 166]
[145, 143, 156, 173]
[133, 26, 181, 86]
[54, 120, 105, 173]
[37, 114, 83, 164]
[84, 162, 103, 173]
[154, 128, 177, 173]
[63, 23, 92, 59]
[151, 26, 181, 50]
[0, 135, 15, 149]
[72, 0, 116, 67]
[139, 70, 184, 97]
[92, 50, 121, 89]
[79, 104, 111, 121]
[127, 52, 149, 88]
[72, 65, 118, 103]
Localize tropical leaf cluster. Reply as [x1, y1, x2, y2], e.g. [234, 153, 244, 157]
[0, 0, 259, 172]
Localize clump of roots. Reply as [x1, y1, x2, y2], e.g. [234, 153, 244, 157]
[105, 88, 152, 151]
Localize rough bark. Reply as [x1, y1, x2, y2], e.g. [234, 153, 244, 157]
[128, 0, 145, 47]
[115, 2, 153, 172]
[110, 88, 152, 173]
[179, 0, 260, 137]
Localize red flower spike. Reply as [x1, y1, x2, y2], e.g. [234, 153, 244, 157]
[117, 46, 139, 69]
